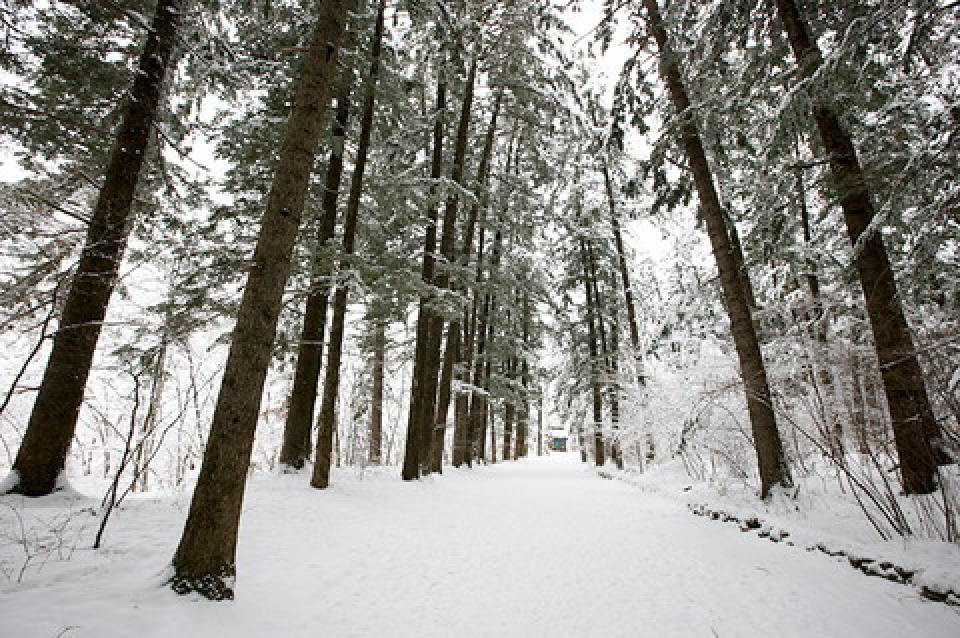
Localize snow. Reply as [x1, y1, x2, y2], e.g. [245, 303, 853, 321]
[2, 454, 959, 637]
[0, 470, 19, 494]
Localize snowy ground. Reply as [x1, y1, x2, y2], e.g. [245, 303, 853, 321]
[2, 454, 959, 637]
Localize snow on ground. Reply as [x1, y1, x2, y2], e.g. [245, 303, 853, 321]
[615, 456, 960, 598]
[2, 454, 959, 637]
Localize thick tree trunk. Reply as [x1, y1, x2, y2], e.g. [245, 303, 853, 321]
[279, 94, 351, 471]
[454, 231, 484, 467]
[169, 0, 350, 599]
[369, 320, 386, 465]
[643, 0, 791, 498]
[311, 0, 385, 490]
[401, 70, 446, 481]
[7, 0, 182, 497]
[775, 0, 944, 494]
[724, 212, 757, 311]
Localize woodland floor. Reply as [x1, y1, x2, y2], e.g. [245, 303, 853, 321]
[1, 453, 959, 637]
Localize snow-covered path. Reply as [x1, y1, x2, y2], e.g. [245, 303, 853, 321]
[2, 453, 959, 637]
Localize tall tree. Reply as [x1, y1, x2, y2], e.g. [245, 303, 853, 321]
[401, 66, 447, 481]
[451, 93, 502, 466]
[312, 0, 386, 489]
[602, 162, 645, 386]
[279, 92, 351, 470]
[640, 0, 792, 498]
[774, 0, 945, 494]
[170, 0, 351, 599]
[5, 0, 183, 496]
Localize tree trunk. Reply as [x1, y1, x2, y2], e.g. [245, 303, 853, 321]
[279, 93, 351, 471]
[517, 296, 532, 459]
[537, 396, 543, 456]
[170, 0, 350, 599]
[449, 92, 501, 467]
[579, 238, 605, 468]
[455, 229, 484, 467]
[369, 319, 386, 465]
[401, 67, 447, 481]
[642, 0, 791, 498]
[609, 306, 624, 470]
[423, 59, 478, 473]
[7, 0, 182, 497]
[311, 0, 385, 490]
[503, 359, 515, 461]
[602, 163, 645, 386]
[469, 226, 502, 465]
[775, 0, 944, 494]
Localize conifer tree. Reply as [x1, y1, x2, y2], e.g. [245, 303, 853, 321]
[773, 0, 945, 494]
[637, 0, 792, 498]
[5, 0, 184, 496]
[170, 0, 351, 599]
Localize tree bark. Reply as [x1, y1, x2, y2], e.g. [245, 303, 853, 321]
[369, 319, 386, 465]
[642, 0, 791, 498]
[469, 226, 502, 464]
[279, 93, 351, 471]
[7, 0, 182, 497]
[503, 359, 515, 461]
[311, 0, 385, 489]
[170, 0, 350, 599]
[448, 91, 501, 468]
[455, 228, 484, 467]
[422, 59, 478, 473]
[580, 238, 605, 468]
[517, 295, 532, 458]
[775, 0, 944, 494]
[536, 396, 543, 456]
[401, 67, 447, 481]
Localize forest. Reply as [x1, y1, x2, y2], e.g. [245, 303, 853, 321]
[1, 0, 959, 633]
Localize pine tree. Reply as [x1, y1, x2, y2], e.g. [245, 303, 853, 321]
[638, 0, 792, 498]
[312, 0, 386, 490]
[773, 0, 946, 494]
[5, 0, 184, 496]
[170, 0, 351, 599]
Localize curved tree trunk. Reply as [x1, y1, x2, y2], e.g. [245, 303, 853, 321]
[170, 0, 350, 600]
[642, 0, 791, 498]
[279, 93, 351, 471]
[774, 0, 944, 495]
[7, 0, 183, 497]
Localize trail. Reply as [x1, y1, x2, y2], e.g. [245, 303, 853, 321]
[1, 454, 958, 637]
